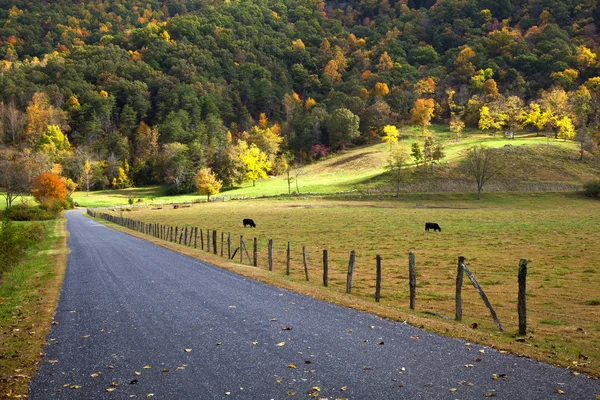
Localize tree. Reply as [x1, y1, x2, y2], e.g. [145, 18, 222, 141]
[556, 116, 575, 141]
[0, 101, 25, 143]
[0, 148, 46, 208]
[195, 168, 222, 201]
[387, 147, 408, 197]
[381, 125, 399, 150]
[464, 146, 502, 200]
[327, 108, 360, 150]
[24, 92, 68, 146]
[410, 142, 423, 167]
[410, 98, 434, 136]
[82, 160, 94, 196]
[449, 114, 465, 141]
[292, 163, 306, 194]
[238, 140, 272, 186]
[31, 172, 67, 205]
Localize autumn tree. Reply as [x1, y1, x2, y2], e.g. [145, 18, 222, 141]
[82, 160, 94, 196]
[237, 140, 272, 186]
[24, 92, 68, 146]
[195, 168, 222, 201]
[31, 172, 67, 206]
[463, 146, 503, 200]
[410, 98, 435, 136]
[381, 125, 399, 150]
[0, 100, 25, 143]
[449, 114, 465, 141]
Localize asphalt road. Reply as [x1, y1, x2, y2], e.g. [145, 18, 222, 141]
[29, 210, 600, 399]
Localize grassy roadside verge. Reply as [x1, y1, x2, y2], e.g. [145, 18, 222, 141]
[0, 218, 68, 399]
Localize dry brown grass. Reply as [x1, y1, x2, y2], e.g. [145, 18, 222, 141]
[99, 192, 600, 376]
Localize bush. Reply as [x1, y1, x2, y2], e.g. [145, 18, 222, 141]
[3, 204, 54, 221]
[0, 219, 45, 276]
[583, 179, 600, 198]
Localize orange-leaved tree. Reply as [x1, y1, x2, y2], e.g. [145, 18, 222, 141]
[31, 172, 67, 206]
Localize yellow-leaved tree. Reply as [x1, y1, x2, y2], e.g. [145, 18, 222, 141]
[195, 168, 222, 201]
[381, 125, 399, 150]
[237, 140, 272, 186]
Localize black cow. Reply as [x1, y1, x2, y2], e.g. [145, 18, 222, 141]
[425, 222, 441, 232]
[243, 218, 256, 228]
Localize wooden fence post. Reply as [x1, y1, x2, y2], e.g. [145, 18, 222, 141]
[375, 255, 382, 302]
[518, 259, 528, 336]
[455, 256, 464, 321]
[409, 252, 416, 310]
[184, 227, 188, 245]
[179, 229, 183, 244]
[194, 228, 198, 248]
[346, 250, 356, 294]
[253, 237, 258, 267]
[227, 232, 231, 259]
[207, 230, 211, 252]
[302, 246, 309, 281]
[323, 250, 328, 287]
[213, 230, 217, 254]
[461, 262, 504, 332]
[240, 235, 244, 263]
[200, 229, 204, 250]
[286, 242, 291, 276]
[268, 239, 273, 271]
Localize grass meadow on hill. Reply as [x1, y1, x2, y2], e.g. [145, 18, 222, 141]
[99, 192, 600, 375]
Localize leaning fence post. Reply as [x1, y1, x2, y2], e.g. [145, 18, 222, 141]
[302, 246, 309, 281]
[323, 250, 328, 287]
[346, 250, 356, 294]
[455, 256, 464, 321]
[518, 259, 528, 336]
[409, 252, 416, 310]
[286, 242, 291, 276]
[268, 239, 273, 271]
[375, 255, 382, 302]
[253, 237, 258, 267]
[462, 262, 504, 332]
[213, 230, 217, 254]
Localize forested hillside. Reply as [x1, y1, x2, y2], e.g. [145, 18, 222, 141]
[1, 0, 599, 196]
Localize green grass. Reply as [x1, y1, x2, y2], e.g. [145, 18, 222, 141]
[96, 192, 600, 375]
[72, 127, 596, 208]
[0, 218, 68, 398]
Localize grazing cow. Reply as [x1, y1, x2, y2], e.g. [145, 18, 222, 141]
[243, 218, 256, 228]
[425, 222, 441, 232]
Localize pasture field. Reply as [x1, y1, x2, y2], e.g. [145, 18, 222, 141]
[100, 192, 600, 375]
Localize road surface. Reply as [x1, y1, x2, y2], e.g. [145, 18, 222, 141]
[29, 210, 600, 399]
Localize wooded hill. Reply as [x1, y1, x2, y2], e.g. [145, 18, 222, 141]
[1, 0, 600, 196]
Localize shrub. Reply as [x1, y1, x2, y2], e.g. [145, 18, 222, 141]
[0, 219, 45, 276]
[4, 204, 54, 221]
[583, 179, 600, 198]
[31, 172, 67, 204]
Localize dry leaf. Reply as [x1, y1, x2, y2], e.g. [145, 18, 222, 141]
[162, 368, 169, 373]
[340, 386, 348, 391]
[369, 325, 375, 329]
[228, 306, 236, 309]
[492, 374, 498, 380]
[91, 372, 101, 377]
[70, 385, 81, 389]
[556, 388, 566, 395]
[282, 327, 292, 331]
[82, 335, 90, 339]
[449, 388, 457, 392]
[134, 371, 141, 376]
[184, 348, 192, 352]
[146, 394, 154, 398]
[143, 365, 151, 369]
[287, 391, 296, 396]
[105, 388, 116, 392]
[276, 342, 286, 347]
[288, 364, 296, 369]
[409, 335, 420, 339]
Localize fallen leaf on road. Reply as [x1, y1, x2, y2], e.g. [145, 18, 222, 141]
[493, 374, 498, 380]
[82, 335, 90, 339]
[464, 364, 475, 368]
[228, 306, 236, 309]
[70, 385, 81, 389]
[282, 327, 292, 331]
[288, 364, 296, 369]
[276, 342, 286, 347]
[184, 348, 192, 352]
[105, 388, 116, 392]
[143, 365, 151, 369]
[162, 369, 169, 373]
[91, 372, 101, 377]
[449, 388, 457, 392]
[287, 391, 296, 396]
[341, 386, 347, 391]
[556, 388, 566, 395]
[146, 394, 154, 398]
[377, 341, 384, 345]
[369, 325, 375, 329]
[363, 366, 372, 370]
[134, 371, 141, 375]
[409, 335, 420, 339]
[270, 318, 278, 321]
